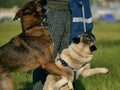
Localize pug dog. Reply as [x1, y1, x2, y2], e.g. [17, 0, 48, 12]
[43, 32, 108, 90]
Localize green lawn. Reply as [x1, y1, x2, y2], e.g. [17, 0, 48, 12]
[74, 22, 120, 90]
[0, 21, 120, 90]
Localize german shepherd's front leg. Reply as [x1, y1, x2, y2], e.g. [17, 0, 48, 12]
[41, 61, 69, 80]
[41, 61, 73, 90]
[37, 48, 69, 80]
[52, 76, 68, 90]
[52, 76, 73, 90]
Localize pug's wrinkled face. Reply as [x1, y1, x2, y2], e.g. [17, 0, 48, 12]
[73, 32, 97, 52]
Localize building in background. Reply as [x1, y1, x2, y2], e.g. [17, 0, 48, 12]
[92, 0, 120, 22]
[0, 0, 120, 23]
[0, 8, 15, 23]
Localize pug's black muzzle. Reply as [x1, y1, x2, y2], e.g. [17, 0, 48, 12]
[90, 45, 97, 52]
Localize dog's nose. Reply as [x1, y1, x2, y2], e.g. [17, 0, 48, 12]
[90, 45, 97, 52]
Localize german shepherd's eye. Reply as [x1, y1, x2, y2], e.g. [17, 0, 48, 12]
[22, 6, 36, 15]
[23, 9, 31, 14]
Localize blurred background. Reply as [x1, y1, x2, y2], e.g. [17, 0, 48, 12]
[0, 0, 120, 23]
[0, 0, 120, 90]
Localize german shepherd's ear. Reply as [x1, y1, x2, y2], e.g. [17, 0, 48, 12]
[13, 9, 22, 21]
[13, 0, 36, 21]
[73, 37, 80, 44]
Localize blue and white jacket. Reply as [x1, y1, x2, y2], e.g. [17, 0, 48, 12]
[69, 0, 93, 43]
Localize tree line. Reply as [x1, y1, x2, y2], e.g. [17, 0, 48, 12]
[0, 0, 94, 8]
[0, 0, 28, 8]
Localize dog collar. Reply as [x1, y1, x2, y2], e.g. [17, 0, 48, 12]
[81, 62, 89, 68]
[56, 56, 77, 82]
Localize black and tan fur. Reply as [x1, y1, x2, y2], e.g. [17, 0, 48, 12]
[0, 0, 70, 90]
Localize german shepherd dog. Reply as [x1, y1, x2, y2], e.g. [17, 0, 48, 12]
[0, 0, 70, 90]
[43, 33, 108, 90]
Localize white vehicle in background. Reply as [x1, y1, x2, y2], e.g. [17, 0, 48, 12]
[0, 8, 16, 23]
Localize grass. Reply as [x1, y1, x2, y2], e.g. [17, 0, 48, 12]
[0, 21, 120, 90]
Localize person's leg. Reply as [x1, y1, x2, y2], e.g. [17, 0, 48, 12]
[33, 67, 48, 90]
[47, 9, 70, 58]
[59, 10, 71, 52]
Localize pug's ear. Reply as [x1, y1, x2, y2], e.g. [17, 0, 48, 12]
[73, 37, 80, 44]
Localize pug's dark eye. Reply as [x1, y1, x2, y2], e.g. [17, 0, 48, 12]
[85, 34, 89, 38]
